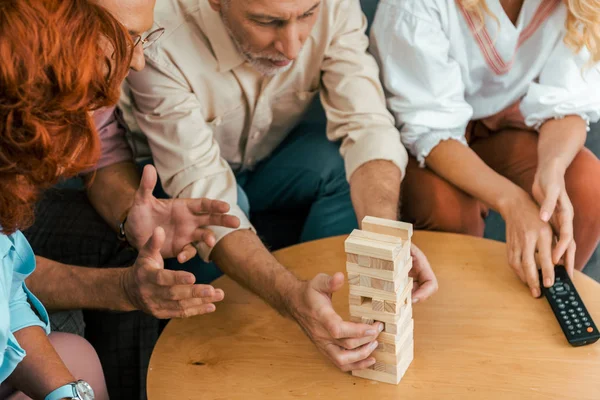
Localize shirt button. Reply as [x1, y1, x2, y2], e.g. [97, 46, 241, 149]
[297, 92, 308, 101]
[252, 131, 260, 140]
[214, 116, 223, 126]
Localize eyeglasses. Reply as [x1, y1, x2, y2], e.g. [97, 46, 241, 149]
[132, 27, 165, 49]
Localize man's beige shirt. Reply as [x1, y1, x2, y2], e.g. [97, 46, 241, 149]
[125, 0, 408, 260]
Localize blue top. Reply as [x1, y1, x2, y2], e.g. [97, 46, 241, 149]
[0, 230, 50, 383]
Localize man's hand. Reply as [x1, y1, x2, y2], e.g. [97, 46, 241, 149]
[122, 227, 225, 319]
[409, 243, 438, 303]
[125, 165, 240, 261]
[289, 272, 383, 372]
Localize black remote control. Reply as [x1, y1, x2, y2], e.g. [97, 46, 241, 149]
[540, 265, 600, 346]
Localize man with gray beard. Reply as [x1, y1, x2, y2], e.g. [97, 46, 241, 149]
[125, 0, 438, 372]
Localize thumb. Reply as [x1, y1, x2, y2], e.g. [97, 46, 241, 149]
[136, 165, 158, 202]
[139, 226, 165, 266]
[539, 185, 560, 222]
[311, 272, 344, 294]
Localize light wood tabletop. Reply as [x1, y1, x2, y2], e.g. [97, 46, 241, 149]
[147, 231, 600, 399]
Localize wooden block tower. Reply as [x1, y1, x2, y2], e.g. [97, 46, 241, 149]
[344, 216, 414, 384]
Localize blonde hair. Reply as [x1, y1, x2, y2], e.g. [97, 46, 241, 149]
[457, 0, 600, 63]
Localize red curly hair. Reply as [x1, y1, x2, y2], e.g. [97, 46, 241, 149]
[0, 0, 133, 234]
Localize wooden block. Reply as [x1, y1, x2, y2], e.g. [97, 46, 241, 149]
[353, 343, 414, 385]
[350, 277, 413, 305]
[384, 300, 397, 314]
[359, 275, 371, 287]
[380, 321, 414, 353]
[348, 294, 364, 306]
[357, 255, 371, 267]
[362, 216, 413, 240]
[370, 257, 395, 271]
[346, 253, 358, 263]
[350, 292, 412, 324]
[370, 277, 395, 292]
[344, 230, 404, 261]
[346, 262, 395, 280]
[350, 316, 374, 325]
[377, 308, 412, 345]
[352, 368, 400, 385]
[347, 273, 359, 286]
[372, 299, 384, 312]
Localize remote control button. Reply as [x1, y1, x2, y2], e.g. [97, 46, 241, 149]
[574, 319, 580, 323]
[556, 299, 563, 304]
[569, 296, 576, 301]
[582, 317, 588, 321]
[580, 312, 586, 317]
[570, 331, 575, 336]
[585, 322, 591, 327]
[572, 301, 579, 306]
[549, 288, 555, 295]
[558, 304, 566, 309]
[577, 307, 583, 312]
[588, 327, 594, 333]
[555, 286, 565, 292]
[560, 310, 567, 315]
[577, 324, 583, 329]
[577, 330, 582, 334]
[569, 309, 575, 313]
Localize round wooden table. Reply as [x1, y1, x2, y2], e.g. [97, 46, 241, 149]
[147, 232, 600, 399]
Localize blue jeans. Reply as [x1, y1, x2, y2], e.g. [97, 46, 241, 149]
[147, 121, 358, 283]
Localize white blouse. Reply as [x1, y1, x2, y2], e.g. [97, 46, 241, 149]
[369, 0, 600, 164]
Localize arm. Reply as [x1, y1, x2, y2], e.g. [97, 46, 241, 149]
[84, 161, 139, 233]
[521, 37, 600, 270]
[370, 1, 553, 295]
[26, 256, 130, 311]
[5, 326, 75, 399]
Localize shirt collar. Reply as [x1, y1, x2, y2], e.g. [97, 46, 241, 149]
[199, 1, 245, 73]
[0, 233, 15, 260]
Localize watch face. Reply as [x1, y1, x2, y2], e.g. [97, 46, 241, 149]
[75, 381, 95, 400]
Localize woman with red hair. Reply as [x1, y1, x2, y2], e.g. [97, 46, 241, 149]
[0, 0, 133, 398]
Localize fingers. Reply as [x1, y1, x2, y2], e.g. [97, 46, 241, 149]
[337, 322, 383, 349]
[148, 267, 196, 286]
[552, 192, 574, 265]
[138, 227, 166, 265]
[187, 198, 231, 215]
[160, 303, 218, 319]
[136, 164, 158, 202]
[539, 184, 560, 222]
[507, 233, 525, 283]
[325, 341, 379, 372]
[412, 279, 438, 303]
[192, 228, 217, 248]
[177, 243, 198, 264]
[408, 244, 438, 303]
[160, 284, 224, 302]
[310, 272, 345, 295]
[521, 231, 540, 297]
[537, 229, 555, 291]
[565, 241, 576, 279]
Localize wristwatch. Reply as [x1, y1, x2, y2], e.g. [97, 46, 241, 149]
[44, 380, 95, 400]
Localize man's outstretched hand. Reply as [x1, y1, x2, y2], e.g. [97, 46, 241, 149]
[125, 165, 240, 261]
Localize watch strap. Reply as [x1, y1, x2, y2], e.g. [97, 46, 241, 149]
[45, 383, 76, 400]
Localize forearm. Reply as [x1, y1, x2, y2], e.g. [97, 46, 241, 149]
[210, 230, 302, 317]
[6, 326, 74, 399]
[426, 139, 526, 214]
[538, 116, 587, 172]
[26, 256, 132, 311]
[350, 160, 402, 222]
[85, 161, 140, 232]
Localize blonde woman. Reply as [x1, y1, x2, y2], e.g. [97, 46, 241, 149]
[370, 0, 600, 297]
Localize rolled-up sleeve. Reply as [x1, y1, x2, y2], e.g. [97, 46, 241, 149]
[9, 283, 47, 334]
[320, 0, 408, 180]
[369, 1, 472, 166]
[126, 52, 252, 261]
[520, 38, 600, 130]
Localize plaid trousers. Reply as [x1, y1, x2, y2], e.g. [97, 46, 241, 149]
[23, 188, 160, 400]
